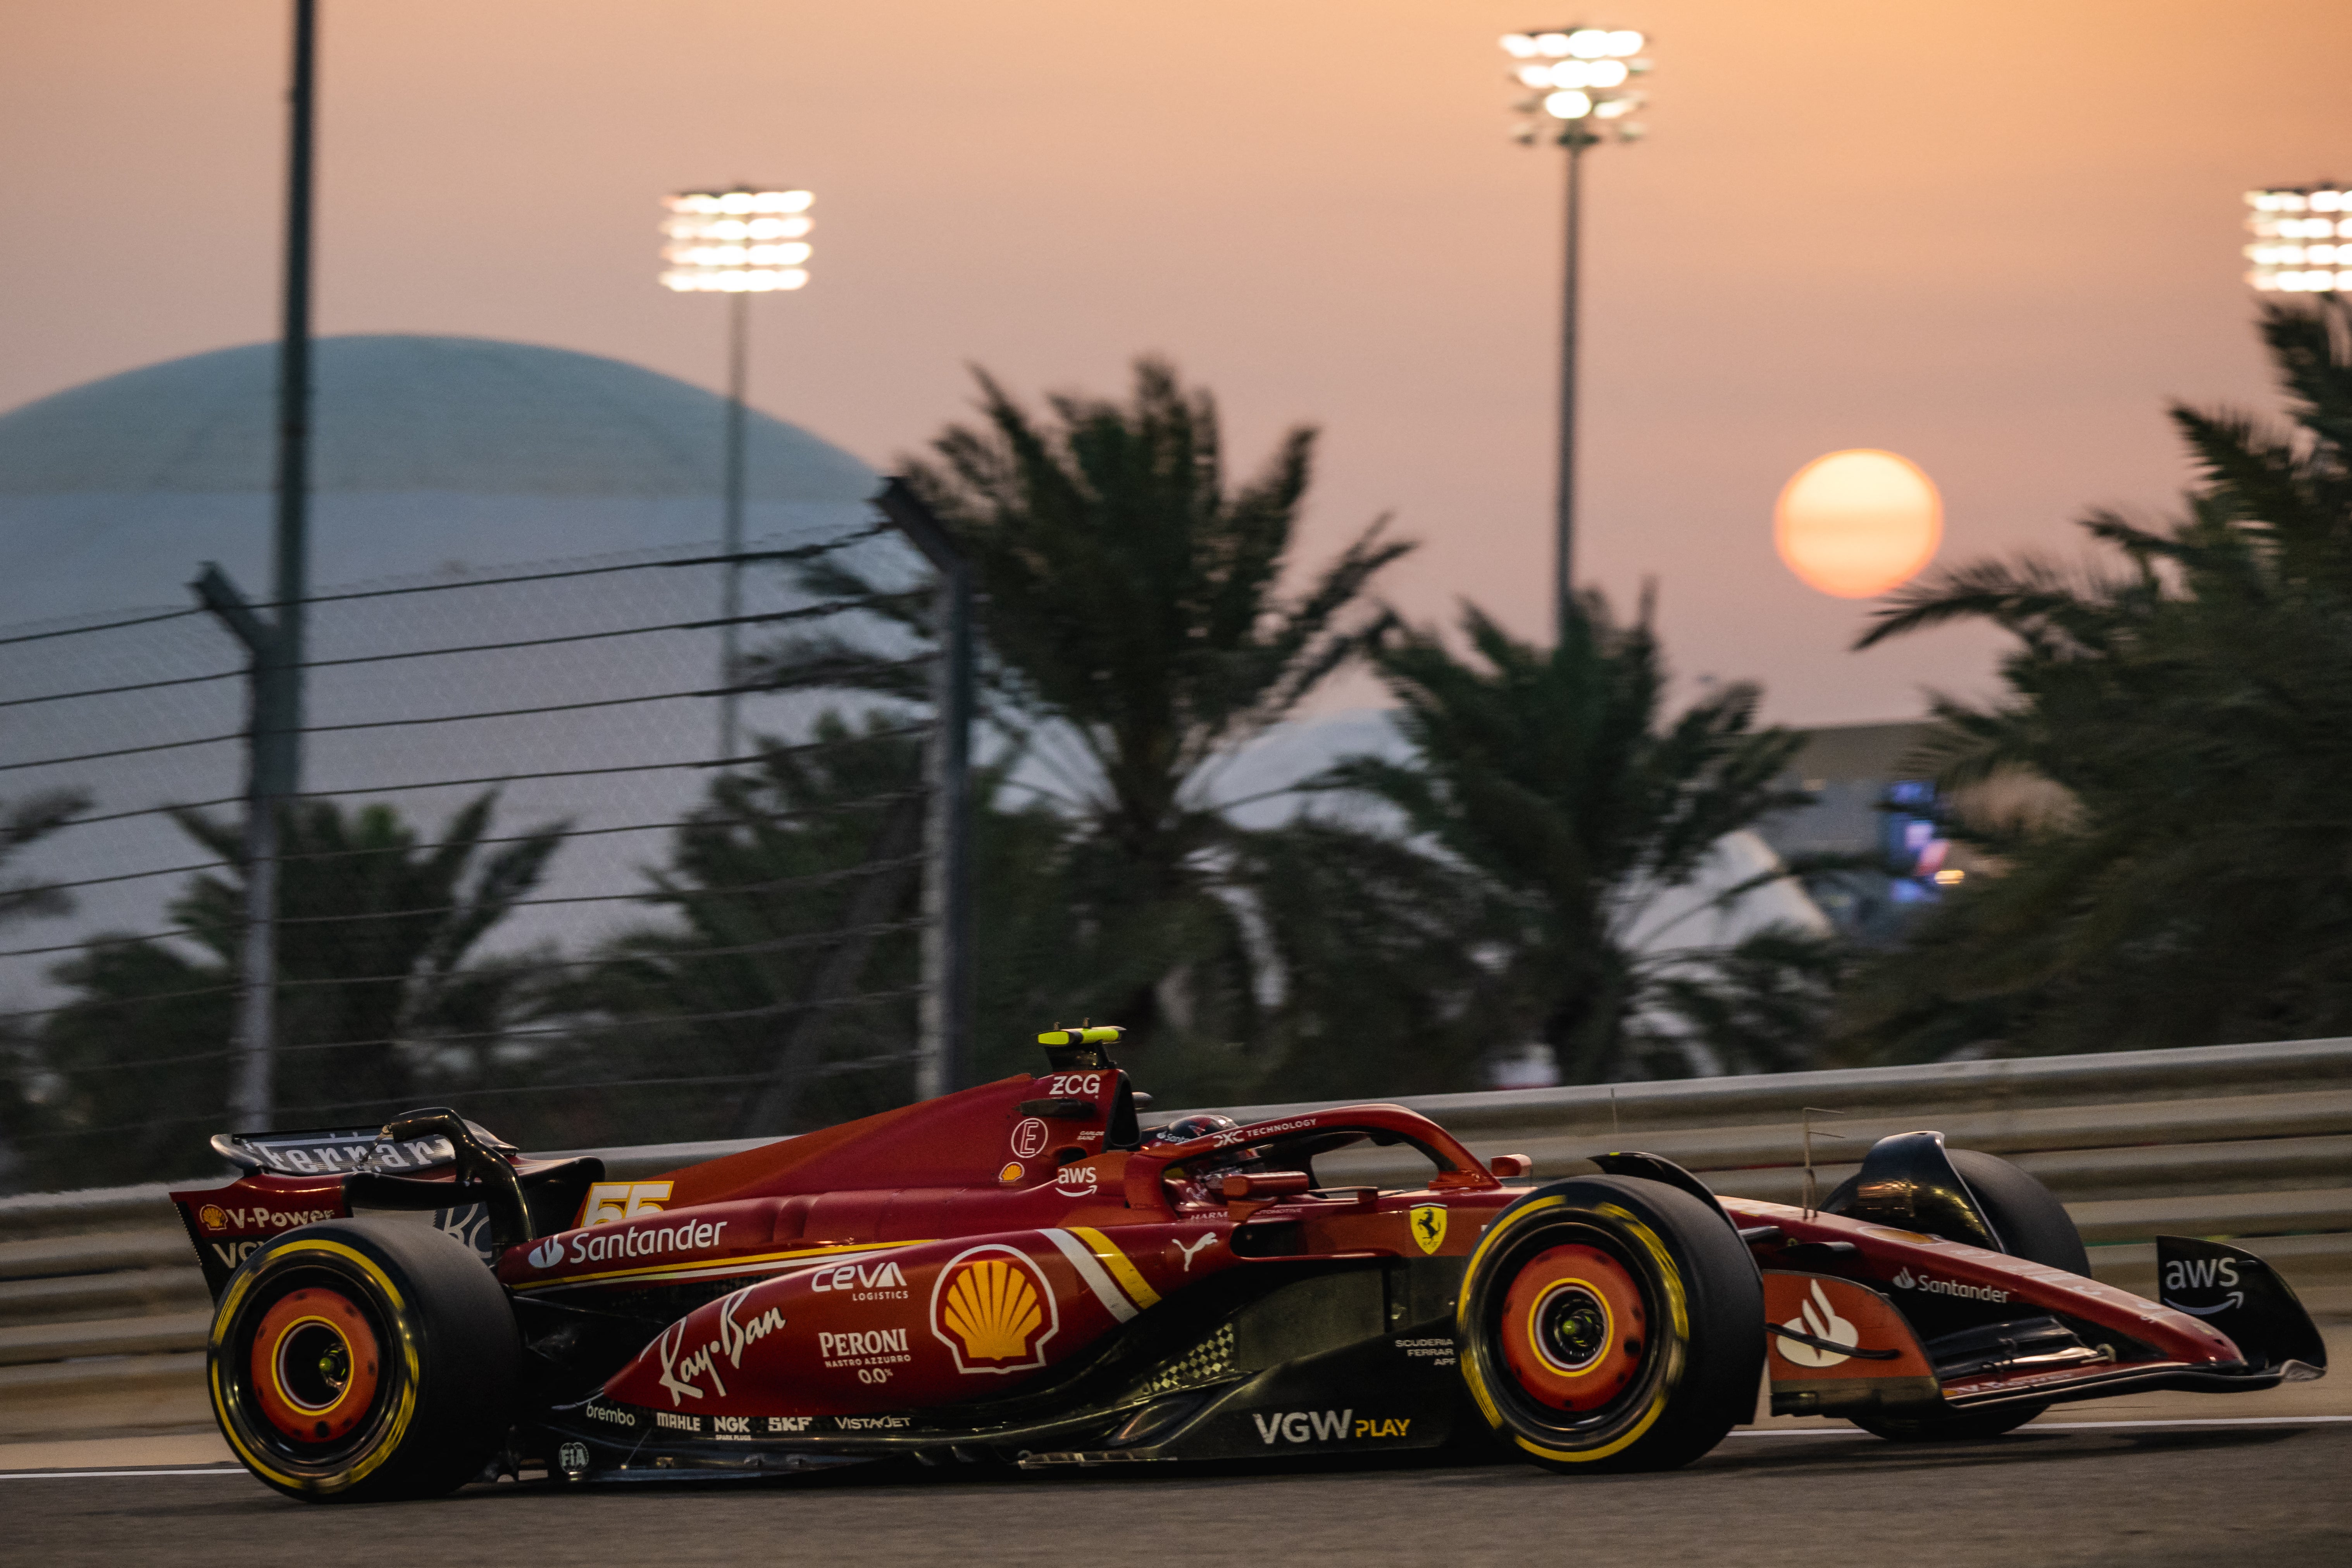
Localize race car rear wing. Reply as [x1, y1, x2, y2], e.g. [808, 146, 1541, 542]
[174, 1106, 605, 1298]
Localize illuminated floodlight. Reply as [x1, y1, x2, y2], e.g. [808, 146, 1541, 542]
[2245, 186, 2351, 293]
[660, 187, 814, 292]
[1500, 26, 1654, 629]
[1504, 24, 1650, 146]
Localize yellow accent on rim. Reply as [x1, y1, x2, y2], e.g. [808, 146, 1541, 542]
[1525, 1278, 1612, 1377]
[267, 1314, 356, 1416]
[1067, 1226, 1161, 1310]
[1455, 1196, 1687, 1465]
[210, 1239, 419, 1494]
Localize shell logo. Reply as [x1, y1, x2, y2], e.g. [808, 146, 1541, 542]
[930, 1245, 1059, 1373]
[198, 1204, 227, 1232]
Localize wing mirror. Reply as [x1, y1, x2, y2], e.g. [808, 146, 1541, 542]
[1221, 1170, 1311, 1216]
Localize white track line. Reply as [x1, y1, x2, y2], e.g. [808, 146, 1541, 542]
[1730, 1414, 2352, 1438]
[0, 1467, 246, 1480]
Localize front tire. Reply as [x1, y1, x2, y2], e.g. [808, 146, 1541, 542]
[210, 1218, 518, 1502]
[1457, 1176, 1763, 1473]
[1839, 1148, 2080, 1443]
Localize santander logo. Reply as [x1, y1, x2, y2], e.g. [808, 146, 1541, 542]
[527, 1237, 565, 1269]
[1778, 1280, 1859, 1368]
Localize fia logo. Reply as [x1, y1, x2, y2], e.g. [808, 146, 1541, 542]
[1776, 1279, 1859, 1368]
[558, 1442, 589, 1476]
[1409, 1204, 1447, 1255]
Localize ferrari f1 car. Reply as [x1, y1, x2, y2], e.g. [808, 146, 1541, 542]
[170, 1027, 2328, 1501]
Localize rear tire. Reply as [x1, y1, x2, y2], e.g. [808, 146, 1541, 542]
[209, 1218, 518, 1502]
[1457, 1176, 1763, 1473]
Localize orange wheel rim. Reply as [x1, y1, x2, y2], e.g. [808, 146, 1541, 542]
[248, 1287, 382, 1444]
[1499, 1242, 1647, 1412]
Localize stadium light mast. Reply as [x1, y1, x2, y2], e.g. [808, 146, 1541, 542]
[659, 186, 815, 760]
[1501, 26, 1652, 641]
[2244, 184, 2352, 296]
[194, 0, 320, 1131]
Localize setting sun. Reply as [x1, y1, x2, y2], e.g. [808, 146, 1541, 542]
[1773, 449, 1944, 599]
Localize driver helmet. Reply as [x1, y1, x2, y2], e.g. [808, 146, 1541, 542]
[1148, 1113, 1239, 1146]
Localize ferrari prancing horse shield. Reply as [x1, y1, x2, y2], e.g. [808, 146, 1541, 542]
[1409, 1203, 1447, 1255]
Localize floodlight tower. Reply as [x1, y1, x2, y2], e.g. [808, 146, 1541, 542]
[1500, 27, 1651, 640]
[2243, 184, 2352, 296]
[659, 186, 816, 760]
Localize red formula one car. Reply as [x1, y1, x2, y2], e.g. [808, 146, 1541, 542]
[170, 1027, 2328, 1501]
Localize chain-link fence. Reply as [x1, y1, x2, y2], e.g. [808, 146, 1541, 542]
[0, 499, 968, 1191]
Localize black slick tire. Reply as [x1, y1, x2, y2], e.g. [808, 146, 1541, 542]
[1843, 1149, 2083, 1443]
[209, 1218, 519, 1502]
[1456, 1175, 1763, 1473]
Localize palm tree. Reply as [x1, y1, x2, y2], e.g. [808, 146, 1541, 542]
[0, 788, 88, 929]
[1324, 593, 1821, 1084]
[1842, 298, 2352, 1060]
[760, 357, 1413, 1094]
[0, 786, 93, 1188]
[555, 713, 930, 1139]
[31, 792, 563, 1182]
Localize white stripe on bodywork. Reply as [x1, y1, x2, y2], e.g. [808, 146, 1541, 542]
[1039, 1228, 1139, 1322]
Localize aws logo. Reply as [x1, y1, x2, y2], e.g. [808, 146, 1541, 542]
[2163, 1254, 2245, 1315]
[930, 1245, 1059, 1374]
[2164, 1256, 2240, 1292]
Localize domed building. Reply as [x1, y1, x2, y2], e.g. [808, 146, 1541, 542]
[0, 334, 880, 622]
[0, 336, 912, 1022]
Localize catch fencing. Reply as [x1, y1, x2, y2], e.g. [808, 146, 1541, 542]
[0, 485, 970, 1194]
[0, 1035, 2344, 1443]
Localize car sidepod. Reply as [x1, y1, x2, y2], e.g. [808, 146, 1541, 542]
[538, 1227, 1485, 1473]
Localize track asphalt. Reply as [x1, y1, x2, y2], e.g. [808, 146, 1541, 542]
[4, 1419, 2347, 1567]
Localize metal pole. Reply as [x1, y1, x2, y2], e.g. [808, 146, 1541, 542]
[195, 568, 281, 1135]
[718, 287, 749, 761]
[874, 479, 975, 1099]
[1554, 129, 1585, 643]
[227, 0, 317, 1132]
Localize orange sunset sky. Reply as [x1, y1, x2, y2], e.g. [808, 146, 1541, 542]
[5, 1, 2348, 722]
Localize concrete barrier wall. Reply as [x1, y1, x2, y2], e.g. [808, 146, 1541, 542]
[5, 1036, 2346, 1442]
